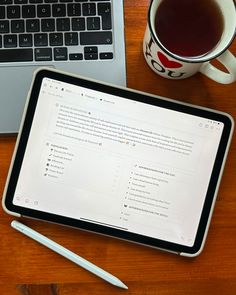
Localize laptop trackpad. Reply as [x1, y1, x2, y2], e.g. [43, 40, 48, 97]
[0, 65, 54, 134]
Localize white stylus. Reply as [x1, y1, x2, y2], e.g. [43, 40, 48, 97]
[11, 220, 128, 289]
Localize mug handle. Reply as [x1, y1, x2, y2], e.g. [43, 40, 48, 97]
[199, 50, 236, 84]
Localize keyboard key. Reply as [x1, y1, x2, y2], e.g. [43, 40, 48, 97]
[85, 52, 98, 60]
[98, 2, 112, 30]
[35, 47, 52, 61]
[0, 48, 33, 62]
[65, 32, 78, 45]
[84, 46, 97, 53]
[37, 5, 51, 18]
[100, 52, 113, 59]
[72, 17, 85, 31]
[19, 34, 33, 47]
[7, 5, 20, 19]
[41, 18, 55, 32]
[34, 33, 48, 46]
[49, 32, 63, 46]
[69, 53, 83, 60]
[87, 17, 100, 30]
[30, 0, 43, 3]
[67, 3, 81, 16]
[45, 0, 58, 3]
[4, 34, 17, 48]
[0, 20, 9, 33]
[80, 31, 112, 45]
[26, 19, 40, 32]
[54, 47, 67, 60]
[56, 18, 70, 31]
[0, 6, 5, 19]
[82, 3, 96, 16]
[11, 19, 25, 33]
[14, 0, 28, 3]
[0, 0, 13, 4]
[52, 4, 66, 17]
[22, 5, 36, 18]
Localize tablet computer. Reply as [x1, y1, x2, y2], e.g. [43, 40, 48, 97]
[2, 68, 234, 257]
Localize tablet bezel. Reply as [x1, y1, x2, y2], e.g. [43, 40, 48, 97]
[2, 68, 233, 256]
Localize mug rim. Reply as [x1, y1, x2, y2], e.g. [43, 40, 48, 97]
[148, 0, 236, 64]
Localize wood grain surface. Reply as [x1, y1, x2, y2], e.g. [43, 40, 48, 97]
[1, 1, 236, 294]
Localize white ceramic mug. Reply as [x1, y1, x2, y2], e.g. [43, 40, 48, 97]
[143, 0, 236, 84]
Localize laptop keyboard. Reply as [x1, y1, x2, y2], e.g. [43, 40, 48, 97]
[0, 0, 113, 62]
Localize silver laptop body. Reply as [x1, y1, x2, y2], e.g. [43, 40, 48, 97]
[0, 0, 126, 134]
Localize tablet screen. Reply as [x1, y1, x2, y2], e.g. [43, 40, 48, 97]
[4, 69, 233, 255]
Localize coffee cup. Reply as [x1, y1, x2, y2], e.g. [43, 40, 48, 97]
[143, 0, 236, 84]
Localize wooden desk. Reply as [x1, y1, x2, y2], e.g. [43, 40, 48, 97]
[1, 1, 236, 294]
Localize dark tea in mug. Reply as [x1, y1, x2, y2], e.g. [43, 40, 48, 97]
[154, 0, 224, 57]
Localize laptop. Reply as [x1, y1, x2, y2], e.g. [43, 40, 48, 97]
[0, 0, 126, 134]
